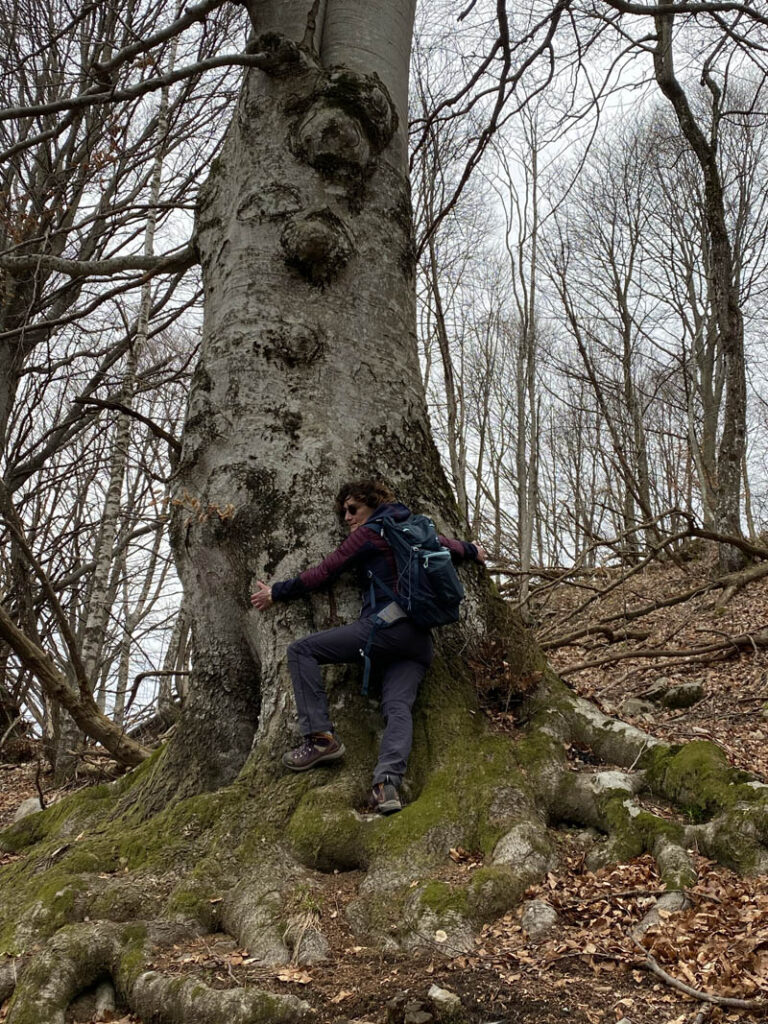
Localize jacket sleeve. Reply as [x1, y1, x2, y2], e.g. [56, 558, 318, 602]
[271, 527, 383, 602]
[438, 536, 479, 562]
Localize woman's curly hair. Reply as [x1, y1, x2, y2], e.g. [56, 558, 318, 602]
[334, 479, 395, 523]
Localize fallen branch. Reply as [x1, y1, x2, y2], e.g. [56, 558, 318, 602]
[0, 489, 149, 767]
[0, 606, 149, 767]
[538, 527, 692, 640]
[0, 714, 23, 752]
[560, 630, 768, 676]
[541, 580, 715, 650]
[541, 537, 768, 652]
[685, 523, 768, 562]
[631, 938, 767, 1012]
[556, 888, 665, 908]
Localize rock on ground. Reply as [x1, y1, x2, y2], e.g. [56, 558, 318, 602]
[520, 899, 559, 941]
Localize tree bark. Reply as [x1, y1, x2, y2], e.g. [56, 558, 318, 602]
[146, 0, 493, 805]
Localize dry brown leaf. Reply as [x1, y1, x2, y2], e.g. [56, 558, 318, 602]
[276, 968, 312, 985]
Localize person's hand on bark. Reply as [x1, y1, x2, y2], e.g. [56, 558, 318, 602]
[250, 581, 273, 611]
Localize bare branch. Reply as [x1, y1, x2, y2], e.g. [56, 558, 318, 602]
[0, 52, 259, 124]
[560, 628, 768, 675]
[0, 605, 149, 766]
[73, 398, 181, 457]
[632, 937, 768, 1011]
[603, 0, 768, 24]
[0, 246, 198, 279]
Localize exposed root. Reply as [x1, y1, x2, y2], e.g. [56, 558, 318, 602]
[128, 969, 310, 1023]
[220, 870, 295, 966]
[5, 917, 310, 1024]
[521, 671, 767, 933]
[283, 908, 327, 965]
[685, 799, 768, 874]
[1, 664, 766, 1010]
[528, 672, 660, 767]
[0, 955, 25, 1004]
[652, 836, 696, 889]
[632, 890, 690, 939]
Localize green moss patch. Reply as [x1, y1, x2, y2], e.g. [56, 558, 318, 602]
[643, 741, 758, 819]
[467, 866, 526, 923]
[419, 880, 469, 918]
[287, 789, 369, 872]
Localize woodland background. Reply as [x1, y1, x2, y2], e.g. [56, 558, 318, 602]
[1, 0, 768, 1020]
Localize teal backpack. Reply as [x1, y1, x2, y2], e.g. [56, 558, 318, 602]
[365, 512, 465, 628]
[360, 513, 465, 693]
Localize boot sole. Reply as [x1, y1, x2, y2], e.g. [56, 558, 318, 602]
[375, 799, 402, 815]
[282, 744, 346, 772]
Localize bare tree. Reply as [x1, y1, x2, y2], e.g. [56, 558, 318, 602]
[0, 0, 240, 768]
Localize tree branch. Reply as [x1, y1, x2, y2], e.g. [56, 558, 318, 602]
[1, 50, 282, 125]
[604, 0, 768, 24]
[0, 606, 149, 767]
[91, 0, 231, 80]
[560, 629, 768, 676]
[73, 398, 181, 457]
[0, 246, 198, 279]
[632, 937, 767, 1011]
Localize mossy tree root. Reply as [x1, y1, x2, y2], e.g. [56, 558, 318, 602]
[525, 671, 768, 884]
[271, 664, 556, 951]
[0, 956, 26, 1005]
[223, 665, 768, 954]
[127, 970, 311, 1024]
[5, 918, 310, 1024]
[1, 659, 767, 982]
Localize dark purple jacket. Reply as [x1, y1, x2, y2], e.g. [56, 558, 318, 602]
[271, 502, 479, 619]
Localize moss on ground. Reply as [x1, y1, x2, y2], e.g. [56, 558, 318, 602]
[512, 729, 566, 773]
[697, 803, 768, 874]
[117, 923, 149, 989]
[0, 775, 252, 954]
[0, 784, 117, 854]
[3, 625, 764, 981]
[287, 794, 369, 872]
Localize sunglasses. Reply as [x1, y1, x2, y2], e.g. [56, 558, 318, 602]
[343, 503, 359, 516]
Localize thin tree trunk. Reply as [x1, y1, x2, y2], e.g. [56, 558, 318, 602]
[427, 234, 469, 523]
[51, 47, 178, 779]
[653, 2, 747, 572]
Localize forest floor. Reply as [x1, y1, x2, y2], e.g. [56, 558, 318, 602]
[1, 552, 767, 1024]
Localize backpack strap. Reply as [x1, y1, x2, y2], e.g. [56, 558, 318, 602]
[358, 516, 406, 695]
[359, 571, 406, 695]
[360, 612, 386, 696]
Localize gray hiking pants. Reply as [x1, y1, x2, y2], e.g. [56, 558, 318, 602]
[286, 617, 433, 786]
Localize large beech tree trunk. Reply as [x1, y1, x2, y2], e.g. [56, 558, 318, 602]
[155, 0, 469, 803]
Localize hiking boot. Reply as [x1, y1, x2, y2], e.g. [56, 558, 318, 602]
[282, 732, 345, 772]
[370, 780, 402, 815]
